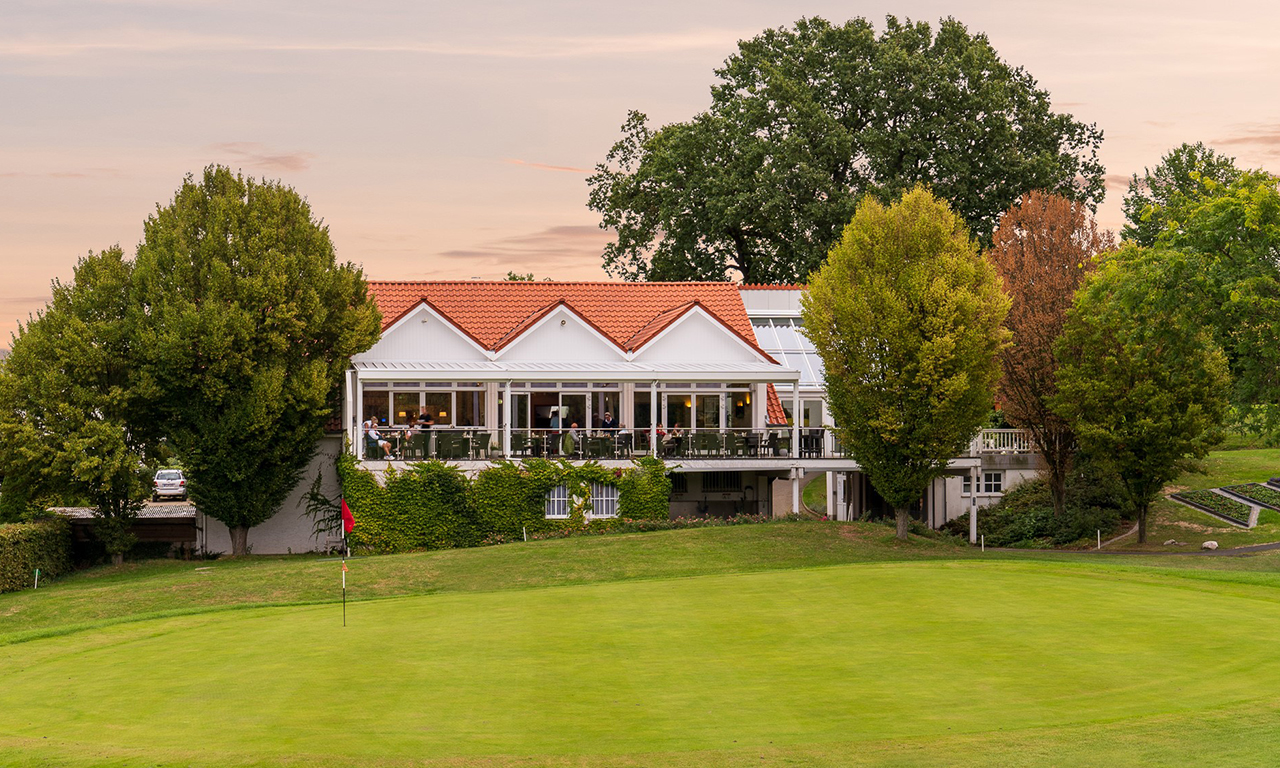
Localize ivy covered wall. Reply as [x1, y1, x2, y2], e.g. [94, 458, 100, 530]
[336, 455, 671, 554]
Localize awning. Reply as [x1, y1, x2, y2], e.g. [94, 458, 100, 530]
[352, 360, 800, 384]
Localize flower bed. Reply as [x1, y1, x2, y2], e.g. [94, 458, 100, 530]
[1172, 490, 1251, 526]
[1223, 483, 1280, 510]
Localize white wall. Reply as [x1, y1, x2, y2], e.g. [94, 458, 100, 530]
[498, 308, 624, 362]
[632, 312, 764, 364]
[358, 304, 488, 362]
[199, 435, 344, 555]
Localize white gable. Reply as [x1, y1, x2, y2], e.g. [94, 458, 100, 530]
[496, 306, 625, 363]
[632, 308, 769, 365]
[356, 303, 489, 363]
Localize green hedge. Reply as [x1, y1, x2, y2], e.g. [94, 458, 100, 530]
[337, 456, 478, 553]
[337, 455, 672, 554]
[0, 517, 72, 593]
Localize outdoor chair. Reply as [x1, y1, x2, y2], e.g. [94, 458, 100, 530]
[364, 436, 382, 460]
[472, 432, 492, 459]
[510, 431, 533, 457]
[406, 433, 430, 460]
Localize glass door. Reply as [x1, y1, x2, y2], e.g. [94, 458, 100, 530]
[665, 393, 691, 430]
[694, 394, 721, 431]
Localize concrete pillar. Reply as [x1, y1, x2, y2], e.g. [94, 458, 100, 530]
[502, 380, 512, 457]
[353, 374, 363, 458]
[650, 381, 658, 457]
[791, 467, 800, 516]
[969, 466, 979, 544]
[791, 386, 801, 457]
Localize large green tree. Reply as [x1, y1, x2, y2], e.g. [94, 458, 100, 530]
[802, 187, 1010, 539]
[590, 16, 1104, 283]
[1151, 170, 1280, 438]
[0, 248, 148, 563]
[1053, 246, 1230, 544]
[132, 166, 382, 555]
[1121, 142, 1241, 247]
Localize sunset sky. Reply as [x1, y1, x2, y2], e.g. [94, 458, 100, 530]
[2, 0, 1278, 342]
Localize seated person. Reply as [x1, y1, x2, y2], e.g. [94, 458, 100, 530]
[365, 420, 393, 459]
[600, 411, 617, 430]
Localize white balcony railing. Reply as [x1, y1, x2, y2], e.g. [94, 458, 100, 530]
[970, 428, 1034, 455]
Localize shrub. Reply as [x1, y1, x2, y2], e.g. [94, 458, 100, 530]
[338, 455, 673, 554]
[337, 455, 478, 553]
[0, 517, 72, 593]
[941, 478, 1122, 547]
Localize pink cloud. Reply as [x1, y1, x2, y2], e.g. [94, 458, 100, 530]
[208, 142, 315, 172]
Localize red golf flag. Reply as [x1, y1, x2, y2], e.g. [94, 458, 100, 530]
[341, 498, 355, 534]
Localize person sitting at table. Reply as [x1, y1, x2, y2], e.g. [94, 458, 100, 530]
[364, 419, 393, 459]
[600, 411, 617, 430]
[662, 422, 684, 456]
[562, 422, 581, 456]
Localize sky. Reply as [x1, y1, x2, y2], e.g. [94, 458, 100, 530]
[2, 0, 1278, 343]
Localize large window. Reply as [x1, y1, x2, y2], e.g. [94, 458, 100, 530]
[362, 382, 486, 429]
[545, 485, 570, 519]
[590, 483, 619, 518]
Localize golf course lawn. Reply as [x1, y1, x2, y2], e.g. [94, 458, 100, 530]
[3, 555, 1280, 766]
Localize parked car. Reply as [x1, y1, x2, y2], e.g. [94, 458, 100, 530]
[152, 469, 188, 502]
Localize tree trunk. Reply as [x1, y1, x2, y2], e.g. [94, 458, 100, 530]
[895, 507, 910, 540]
[1137, 506, 1147, 544]
[1048, 470, 1067, 518]
[111, 552, 124, 566]
[230, 526, 250, 556]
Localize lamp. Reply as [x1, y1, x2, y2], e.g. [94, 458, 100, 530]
[439, 411, 448, 418]
[745, 393, 751, 405]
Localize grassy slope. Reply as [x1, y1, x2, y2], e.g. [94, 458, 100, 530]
[1120, 447, 1280, 551]
[1, 548, 1280, 767]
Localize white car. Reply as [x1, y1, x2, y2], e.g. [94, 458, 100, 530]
[152, 469, 188, 502]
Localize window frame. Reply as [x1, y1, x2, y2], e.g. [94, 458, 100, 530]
[544, 484, 570, 519]
[589, 482, 619, 519]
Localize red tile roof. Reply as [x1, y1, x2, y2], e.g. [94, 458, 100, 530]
[765, 384, 789, 426]
[739, 284, 808, 290]
[369, 281, 774, 359]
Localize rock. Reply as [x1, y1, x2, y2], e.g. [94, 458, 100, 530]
[1202, 540, 1219, 551]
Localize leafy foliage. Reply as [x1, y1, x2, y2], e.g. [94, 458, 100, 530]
[1149, 170, 1280, 438]
[0, 517, 71, 594]
[1054, 245, 1231, 543]
[589, 16, 1105, 283]
[988, 192, 1114, 515]
[131, 166, 382, 554]
[336, 455, 477, 553]
[803, 187, 1010, 538]
[337, 455, 671, 554]
[1121, 142, 1241, 247]
[0, 248, 148, 561]
[942, 467, 1123, 547]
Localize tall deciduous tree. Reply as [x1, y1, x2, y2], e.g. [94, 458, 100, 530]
[589, 16, 1105, 284]
[803, 187, 1010, 539]
[0, 248, 148, 563]
[1121, 142, 1241, 247]
[1054, 246, 1230, 543]
[1150, 170, 1280, 439]
[988, 192, 1113, 517]
[132, 166, 382, 555]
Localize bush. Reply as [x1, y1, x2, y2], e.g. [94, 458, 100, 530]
[941, 478, 1122, 547]
[0, 517, 72, 593]
[338, 455, 673, 554]
[337, 455, 478, 553]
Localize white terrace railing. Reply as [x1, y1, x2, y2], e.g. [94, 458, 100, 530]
[969, 428, 1035, 455]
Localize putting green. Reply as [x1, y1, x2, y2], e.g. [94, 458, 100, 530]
[3, 560, 1280, 764]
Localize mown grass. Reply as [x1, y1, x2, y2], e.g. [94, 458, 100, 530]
[1117, 447, 1280, 551]
[4, 557, 1280, 767]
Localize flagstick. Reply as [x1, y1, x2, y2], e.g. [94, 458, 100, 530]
[342, 534, 347, 628]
